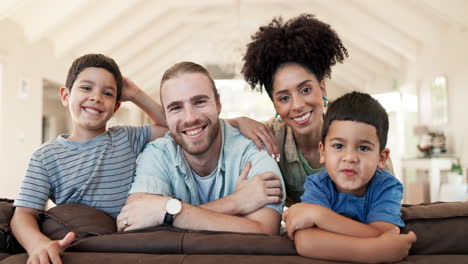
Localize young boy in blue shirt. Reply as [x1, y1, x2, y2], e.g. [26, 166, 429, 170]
[10, 54, 168, 263]
[283, 91, 416, 263]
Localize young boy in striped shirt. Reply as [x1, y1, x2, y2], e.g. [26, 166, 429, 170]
[10, 54, 168, 263]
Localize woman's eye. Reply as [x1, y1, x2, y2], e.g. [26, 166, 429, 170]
[300, 87, 312, 94]
[279, 95, 290, 102]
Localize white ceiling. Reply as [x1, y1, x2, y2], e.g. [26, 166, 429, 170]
[1, 0, 467, 99]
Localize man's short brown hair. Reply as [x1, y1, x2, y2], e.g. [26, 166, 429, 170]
[160, 62, 220, 107]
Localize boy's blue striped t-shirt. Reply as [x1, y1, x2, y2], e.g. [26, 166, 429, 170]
[14, 125, 150, 218]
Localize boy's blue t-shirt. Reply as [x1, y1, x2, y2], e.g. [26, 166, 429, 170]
[301, 169, 405, 227]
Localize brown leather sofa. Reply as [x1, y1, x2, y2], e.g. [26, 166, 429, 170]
[1, 200, 468, 264]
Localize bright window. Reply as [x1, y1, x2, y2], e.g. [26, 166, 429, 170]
[215, 79, 274, 121]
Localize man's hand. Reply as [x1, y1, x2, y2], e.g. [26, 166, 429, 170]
[27, 232, 75, 264]
[233, 162, 282, 215]
[117, 193, 169, 232]
[369, 227, 416, 263]
[227, 117, 279, 160]
[283, 203, 320, 239]
[120, 77, 142, 102]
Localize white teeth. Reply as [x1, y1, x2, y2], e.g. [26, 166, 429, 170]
[186, 127, 203, 136]
[293, 112, 311, 122]
[84, 108, 100, 114]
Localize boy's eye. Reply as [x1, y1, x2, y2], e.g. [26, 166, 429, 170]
[104, 91, 114, 97]
[278, 95, 290, 102]
[358, 146, 370, 151]
[80, 86, 91, 91]
[332, 143, 343, 149]
[300, 87, 312, 94]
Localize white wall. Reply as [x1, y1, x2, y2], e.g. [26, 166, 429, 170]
[0, 19, 72, 199]
[408, 26, 468, 167]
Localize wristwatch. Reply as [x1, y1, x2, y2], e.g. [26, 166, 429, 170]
[163, 197, 182, 226]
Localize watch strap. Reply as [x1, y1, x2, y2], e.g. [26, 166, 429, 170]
[163, 212, 175, 226]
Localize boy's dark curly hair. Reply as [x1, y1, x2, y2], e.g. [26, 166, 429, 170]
[242, 14, 348, 99]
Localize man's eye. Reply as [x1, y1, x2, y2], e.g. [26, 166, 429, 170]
[170, 106, 181, 112]
[195, 100, 206, 105]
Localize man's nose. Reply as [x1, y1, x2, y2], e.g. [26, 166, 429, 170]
[183, 106, 200, 124]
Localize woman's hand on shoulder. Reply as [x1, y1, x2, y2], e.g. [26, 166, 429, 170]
[227, 116, 279, 161]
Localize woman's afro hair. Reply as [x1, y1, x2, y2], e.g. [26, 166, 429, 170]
[241, 13, 348, 98]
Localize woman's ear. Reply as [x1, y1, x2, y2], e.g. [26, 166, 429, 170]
[320, 80, 327, 97]
[377, 148, 390, 169]
[60, 87, 70, 107]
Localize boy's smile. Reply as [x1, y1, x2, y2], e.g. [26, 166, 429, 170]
[319, 120, 389, 197]
[60, 67, 120, 141]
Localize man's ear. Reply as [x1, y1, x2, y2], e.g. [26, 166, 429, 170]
[319, 141, 326, 164]
[377, 148, 390, 169]
[113, 102, 121, 113]
[60, 87, 70, 107]
[216, 100, 222, 116]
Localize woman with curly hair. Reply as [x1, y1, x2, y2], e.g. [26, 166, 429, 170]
[241, 14, 347, 205]
[237, 14, 413, 263]
[239, 13, 393, 205]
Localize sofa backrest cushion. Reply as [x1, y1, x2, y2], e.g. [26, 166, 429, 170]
[401, 201, 468, 254]
[0, 200, 24, 254]
[40, 203, 116, 240]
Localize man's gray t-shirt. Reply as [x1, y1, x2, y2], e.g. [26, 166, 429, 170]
[14, 126, 150, 218]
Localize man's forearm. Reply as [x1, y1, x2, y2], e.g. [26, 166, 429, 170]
[119, 193, 280, 235]
[199, 193, 242, 215]
[175, 202, 280, 235]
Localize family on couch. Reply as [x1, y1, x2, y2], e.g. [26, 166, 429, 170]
[10, 13, 416, 264]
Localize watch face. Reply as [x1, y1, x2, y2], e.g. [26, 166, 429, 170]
[166, 198, 182, 215]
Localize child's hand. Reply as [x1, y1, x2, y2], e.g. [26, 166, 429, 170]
[120, 77, 142, 102]
[282, 203, 319, 239]
[370, 227, 416, 263]
[27, 232, 75, 264]
[233, 162, 283, 215]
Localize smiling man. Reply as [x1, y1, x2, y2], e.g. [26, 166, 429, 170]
[117, 62, 285, 235]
